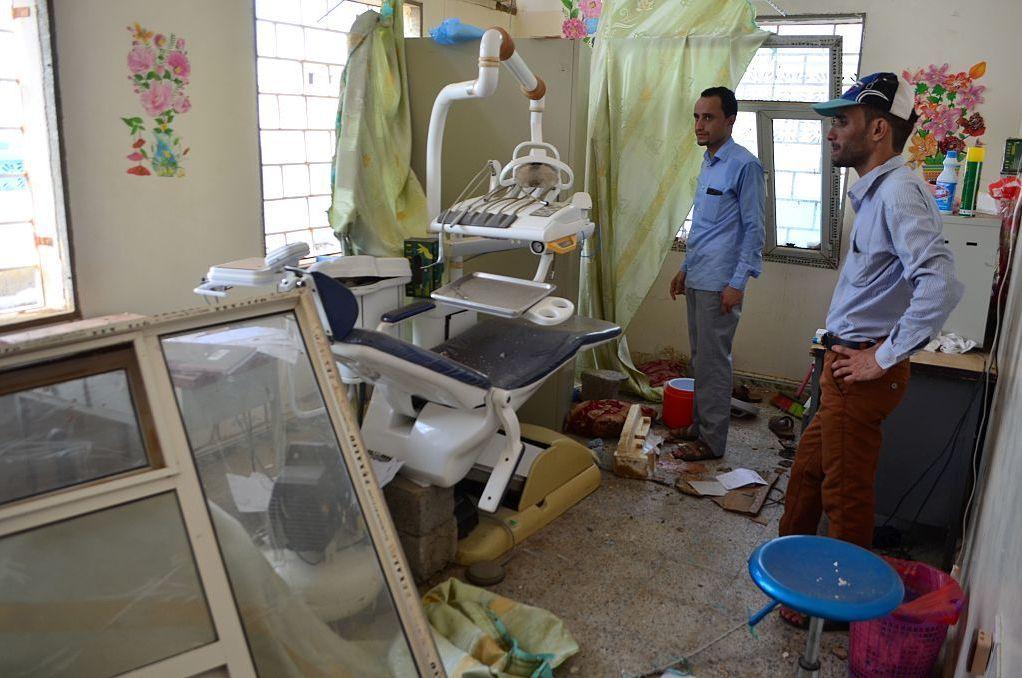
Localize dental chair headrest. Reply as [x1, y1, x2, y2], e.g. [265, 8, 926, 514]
[307, 271, 359, 340]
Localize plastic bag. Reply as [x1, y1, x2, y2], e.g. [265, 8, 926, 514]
[885, 557, 965, 625]
[429, 18, 486, 45]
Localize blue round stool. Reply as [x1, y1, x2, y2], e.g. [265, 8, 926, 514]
[747, 536, 904, 677]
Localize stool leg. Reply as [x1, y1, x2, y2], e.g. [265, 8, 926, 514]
[796, 616, 824, 677]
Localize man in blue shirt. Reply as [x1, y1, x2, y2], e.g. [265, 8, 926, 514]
[669, 86, 765, 460]
[778, 73, 962, 626]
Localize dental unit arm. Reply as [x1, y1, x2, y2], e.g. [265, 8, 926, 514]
[425, 28, 595, 322]
[189, 32, 621, 515]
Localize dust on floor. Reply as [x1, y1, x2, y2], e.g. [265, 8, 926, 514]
[431, 411, 858, 677]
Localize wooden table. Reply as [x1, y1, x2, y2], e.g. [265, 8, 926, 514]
[804, 342, 994, 567]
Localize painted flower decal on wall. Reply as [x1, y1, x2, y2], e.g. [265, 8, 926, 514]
[562, 0, 600, 45]
[122, 23, 191, 178]
[562, 17, 587, 40]
[580, 0, 602, 18]
[902, 61, 987, 171]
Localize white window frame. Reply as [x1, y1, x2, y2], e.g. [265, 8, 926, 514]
[0, 329, 257, 677]
[1, 0, 76, 329]
[0, 293, 444, 677]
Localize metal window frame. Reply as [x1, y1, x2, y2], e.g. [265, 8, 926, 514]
[756, 12, 866, 29]
[750, 101, 841, 268]
[745, 35, 842, 268]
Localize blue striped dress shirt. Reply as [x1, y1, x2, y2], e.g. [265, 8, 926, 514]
[826, 155, 964, 369]
[682, 138, 766, 291]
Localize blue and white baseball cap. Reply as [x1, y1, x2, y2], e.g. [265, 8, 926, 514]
[812, 72, 918, 123]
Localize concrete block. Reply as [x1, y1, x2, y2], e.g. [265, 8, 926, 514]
[384, 475, 455, 537]
[397, 516, 457, 582]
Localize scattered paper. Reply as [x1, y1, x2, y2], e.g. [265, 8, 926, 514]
[716, 468, 768, 491]
[688, 480, 728, 496]
[371, 458, 404, 488]
[226, 472, 274, 513]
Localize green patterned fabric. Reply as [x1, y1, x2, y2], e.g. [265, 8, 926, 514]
[423, 579, 578, 677]
[329, 0, 428, 256]
[579, 0, 767, 400]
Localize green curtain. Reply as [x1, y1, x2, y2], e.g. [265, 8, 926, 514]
[579, 0, 768, 401]
[328, 0, 428, 256]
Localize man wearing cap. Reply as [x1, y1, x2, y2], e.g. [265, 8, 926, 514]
[668, 86, 765, 461]
[779, 72, 963, 623]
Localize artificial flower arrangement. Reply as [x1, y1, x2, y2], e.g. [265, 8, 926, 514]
[561, 0, 601, 45]
[902, 61, 986, 180]
[122, 23, 191, 177]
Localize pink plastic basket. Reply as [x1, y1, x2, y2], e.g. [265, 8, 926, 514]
[848, 560, 958, 677]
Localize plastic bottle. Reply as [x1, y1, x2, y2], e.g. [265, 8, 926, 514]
[959, 146, 985, 217]
[934, 151, 959, 215]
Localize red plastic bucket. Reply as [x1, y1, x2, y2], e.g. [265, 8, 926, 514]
[663, 378, 694, 428]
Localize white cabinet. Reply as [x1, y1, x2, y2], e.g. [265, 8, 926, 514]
[941, 214, 1000, 346]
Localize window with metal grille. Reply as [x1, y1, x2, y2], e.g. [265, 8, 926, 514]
[0, 0, 75, 328]
[254, 0, 422, 257]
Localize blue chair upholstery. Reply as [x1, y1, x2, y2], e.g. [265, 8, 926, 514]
[307, 271, 359, 340]
[342, 329, 492, 389]
[432, 316, 621, 390]
[313, 269, 622, 392]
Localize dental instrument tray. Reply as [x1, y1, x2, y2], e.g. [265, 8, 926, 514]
[431, 272, 554, 318]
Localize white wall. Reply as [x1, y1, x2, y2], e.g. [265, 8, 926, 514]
[624, 0, 1022, 380]
[511, 0, 562, 36]
[421, 0, 513, 34]
[54, 0, 264, 318]
[53, 0, 518, 320]
[951, 212, 1022, 677]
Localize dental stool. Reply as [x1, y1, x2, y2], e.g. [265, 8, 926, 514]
[748, 536, 904, 677]
[304, 271, 621, 514]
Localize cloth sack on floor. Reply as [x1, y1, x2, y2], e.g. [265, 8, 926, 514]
[423, 579, 579, 677]
[566, 399, 658, 438]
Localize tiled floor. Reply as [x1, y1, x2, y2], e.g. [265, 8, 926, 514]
[432, 406, 943, 676]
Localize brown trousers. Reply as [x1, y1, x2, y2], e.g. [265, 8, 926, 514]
[779, 351, 910, 548]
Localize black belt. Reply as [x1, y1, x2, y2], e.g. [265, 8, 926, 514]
[821, 332, 877, 351]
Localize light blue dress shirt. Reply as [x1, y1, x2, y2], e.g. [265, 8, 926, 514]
[682, 137, 765, 292]
[826, 155, 964, 369]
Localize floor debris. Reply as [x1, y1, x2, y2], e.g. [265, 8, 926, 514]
[613, 404, 656, 479]
[712, 471, 782, 517]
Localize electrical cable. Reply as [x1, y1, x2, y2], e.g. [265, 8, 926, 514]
[868, 181, 1021, 558]
[428, 161, 493, 269]
[956, 183, 1022, 573]
[879, 377, 981, 529]
[907, 386, 980, 528]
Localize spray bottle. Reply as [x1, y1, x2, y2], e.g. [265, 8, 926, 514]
[935, 150, 959, 215]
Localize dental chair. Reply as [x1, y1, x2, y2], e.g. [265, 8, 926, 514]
[303, 270, 620, 515]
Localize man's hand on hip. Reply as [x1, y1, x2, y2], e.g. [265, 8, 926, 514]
[720, 286, 743, 314]
[831, 343, 888, 383]
[670, 270, 687, 300]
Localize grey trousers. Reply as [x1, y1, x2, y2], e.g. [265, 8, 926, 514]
[685, 287, 741, 458]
